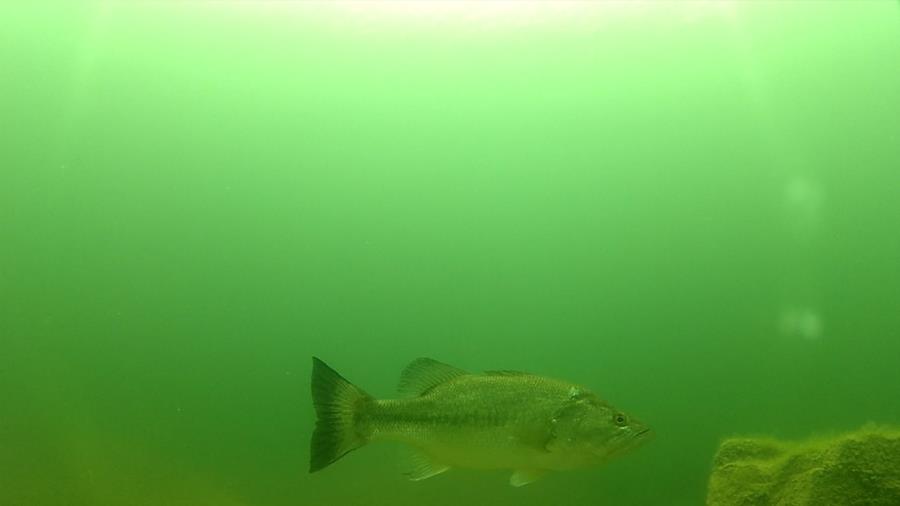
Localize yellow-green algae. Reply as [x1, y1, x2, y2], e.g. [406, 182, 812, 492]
[707, 425, 900, 505]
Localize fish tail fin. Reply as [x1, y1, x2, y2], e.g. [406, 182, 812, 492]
[309, 357, 374, 473]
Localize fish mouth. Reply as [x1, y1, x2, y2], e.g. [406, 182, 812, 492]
[635, 428, 654, 443]
[632, 428, 654, 448]
[602, 427, 653, 457]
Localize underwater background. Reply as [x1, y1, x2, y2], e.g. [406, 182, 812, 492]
[2, 2, 899, 505]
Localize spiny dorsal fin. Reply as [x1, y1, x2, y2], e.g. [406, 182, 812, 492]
[398, 358, 467, 397]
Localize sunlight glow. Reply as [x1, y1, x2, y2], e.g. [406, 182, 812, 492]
[329, 0, 737, 27]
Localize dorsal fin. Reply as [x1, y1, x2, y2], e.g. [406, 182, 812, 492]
[398, 358, 467, 397]
[484, 370, 531, 376]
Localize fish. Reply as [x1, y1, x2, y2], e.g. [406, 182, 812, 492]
[309, 357, 652, 487]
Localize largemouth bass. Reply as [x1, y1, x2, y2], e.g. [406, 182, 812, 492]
[309, 357, 651, 486]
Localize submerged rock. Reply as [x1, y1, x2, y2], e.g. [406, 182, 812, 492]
[706, 425, 900, 506]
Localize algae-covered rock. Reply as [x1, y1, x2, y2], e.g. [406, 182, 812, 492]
[706, 425, 900, 506]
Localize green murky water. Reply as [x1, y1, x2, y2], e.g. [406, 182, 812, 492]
[2, 2, 899, 505]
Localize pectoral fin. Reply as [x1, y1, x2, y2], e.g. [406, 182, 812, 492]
[401, 446, 450, 481]
[510, 469, 546, 487]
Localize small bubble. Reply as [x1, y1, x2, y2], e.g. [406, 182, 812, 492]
[783, 176, 825, 239]
[778, 307, 824, 341]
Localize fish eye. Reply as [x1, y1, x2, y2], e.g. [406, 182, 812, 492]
[614, 413, 628, 427]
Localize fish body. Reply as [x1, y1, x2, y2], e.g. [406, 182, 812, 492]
[310, 357, 651, 486]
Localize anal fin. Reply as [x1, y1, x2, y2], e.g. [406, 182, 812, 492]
[510, 469, 546, 487]
[401, 446, 450, 481]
